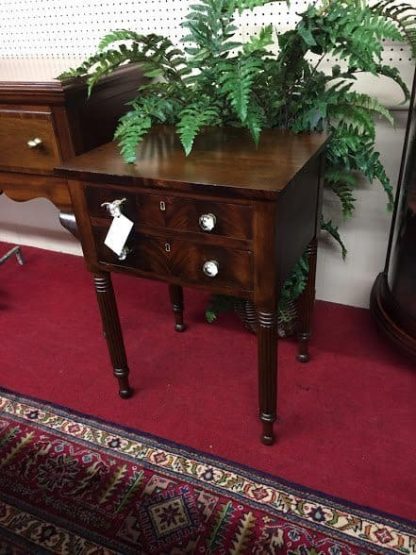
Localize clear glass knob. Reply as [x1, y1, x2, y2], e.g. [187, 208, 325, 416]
[27, 137, 42, 148]
[118, 246, 130, 261]
[101, 198, 127, 218]
[199, 213, 216, 232]
[202, 260, 219, 277]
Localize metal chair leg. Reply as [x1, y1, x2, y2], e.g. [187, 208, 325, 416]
[0, 246, 24, 266]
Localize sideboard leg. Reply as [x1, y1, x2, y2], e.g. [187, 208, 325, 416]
[296, 238, 318, 363]
[94, 272, 133, 399]
[169, 284, 186, 332]
[257, 309, 278, 445]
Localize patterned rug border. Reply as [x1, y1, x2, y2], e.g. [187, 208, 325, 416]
[1, 385, 415, 554]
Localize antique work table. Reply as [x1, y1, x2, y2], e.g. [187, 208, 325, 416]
[57, 125, 328, 445]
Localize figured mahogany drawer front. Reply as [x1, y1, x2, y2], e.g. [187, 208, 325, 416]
[85, 186, 252, 240]
[135, 193, 252, 240]
[93, 227, 253, 291]
[0, 110, 61, 171]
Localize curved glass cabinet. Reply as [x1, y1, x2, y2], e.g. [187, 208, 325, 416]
[370, 68, 416, 358]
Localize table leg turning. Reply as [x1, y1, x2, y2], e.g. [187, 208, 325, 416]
[296, 237, 318, 363]
[169, 284, 186, 332]
[257, 308, 278, 445]
[94, 272, 132, 399]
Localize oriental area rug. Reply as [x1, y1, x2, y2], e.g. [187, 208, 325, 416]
[0, 388, 414, 555]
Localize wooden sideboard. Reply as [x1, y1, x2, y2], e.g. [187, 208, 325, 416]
[57, 125, 328, 445]
[0, 59, 145, 235]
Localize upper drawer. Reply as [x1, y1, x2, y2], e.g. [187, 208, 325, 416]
[85, 186, 253, 241]
[0, 109, 61, 172]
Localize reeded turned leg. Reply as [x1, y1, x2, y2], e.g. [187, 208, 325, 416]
[169, 284, 186, 332]
[296, 238, 318, 363]
[257, 308, 278, 445]
[94, 272, 132, 398]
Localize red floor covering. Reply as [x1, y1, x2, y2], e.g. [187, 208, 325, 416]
[1, 244, 415, 522]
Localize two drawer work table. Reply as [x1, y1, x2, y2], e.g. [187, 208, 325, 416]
[57, 125, 328, 445]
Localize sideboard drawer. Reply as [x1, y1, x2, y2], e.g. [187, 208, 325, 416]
[0, 109, 61, 171]
[85, 185, 253, 240]
[93, 227, 253, 291]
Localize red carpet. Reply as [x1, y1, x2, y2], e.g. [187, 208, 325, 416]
[1, 388, 414, 554]
[1, 243, 415, 522]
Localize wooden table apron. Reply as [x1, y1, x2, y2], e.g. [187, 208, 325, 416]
[58, 126, 328, 445]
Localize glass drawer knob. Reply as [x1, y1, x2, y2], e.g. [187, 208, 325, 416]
[199, 213, 216, 232]
[118, 246, 130, 261]
[27, 137, 42, 148]
[101, 198, 127, 218]
[202, 260, 219, 277]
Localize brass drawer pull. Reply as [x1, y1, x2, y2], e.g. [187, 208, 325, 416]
[199, 213, 216, 232]
[202, 260, 219, 277]
[27, 137, 43, 149]
[101, 198, 127, 217]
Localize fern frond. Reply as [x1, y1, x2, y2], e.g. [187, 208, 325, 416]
[326, 167, 359, 218]
[371, 64, 410, 102]
[372, 0, 416, 58]
[327, 103, 375, 137]
[227, 0, 283, 13]
[98, 29, 145, 50]
[320, 216, 348, 259]
[177, 99, 221, 155]
[243, 24, 274, 55]
[354, 144, 394, 208]
[114, 111, 152, 164]
[218, 56, 263, 122]
[341, 92, 394, 125]
[244, 99, 266, 144]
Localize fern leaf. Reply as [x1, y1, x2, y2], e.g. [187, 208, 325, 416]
[98, 29, 145, 51]
[177, 100, 220, 155]
[244, 99, 266, 144]
[114, 111, 152, 164]
[227, 0, 283, 14]
[219, 56, 262, 122]
[325, 167, 358, 218]
[371, 64, 410, 102]
[343, 92, 394, 125]
[320, 217, 348, 259]
[372, 0, 416, 58]
[243, 24, 274, 54]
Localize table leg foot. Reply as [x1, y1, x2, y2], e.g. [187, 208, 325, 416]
[114, 369, 133, 398]
[169, 284, 186, 332]
[260, 416, 276, 445]
[297, 332, 311, 363]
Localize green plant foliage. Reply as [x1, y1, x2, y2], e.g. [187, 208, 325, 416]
[60, 0, 415, 321]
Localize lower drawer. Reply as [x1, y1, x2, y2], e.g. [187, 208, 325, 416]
[93, 228, 253, 291]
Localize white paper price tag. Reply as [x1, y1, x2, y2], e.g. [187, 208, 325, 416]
[104, 214, 134, 256]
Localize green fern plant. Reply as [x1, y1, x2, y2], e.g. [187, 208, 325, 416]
[60, 0, 415, 328]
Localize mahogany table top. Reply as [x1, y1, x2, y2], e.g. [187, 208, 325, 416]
[57, 125, 328, 200]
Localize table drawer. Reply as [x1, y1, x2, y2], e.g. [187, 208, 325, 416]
[93, 227, 253, 291]
[85, 186, 253, 240]
[135, 193, 253, 240]
[0, 109, 61, 171]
